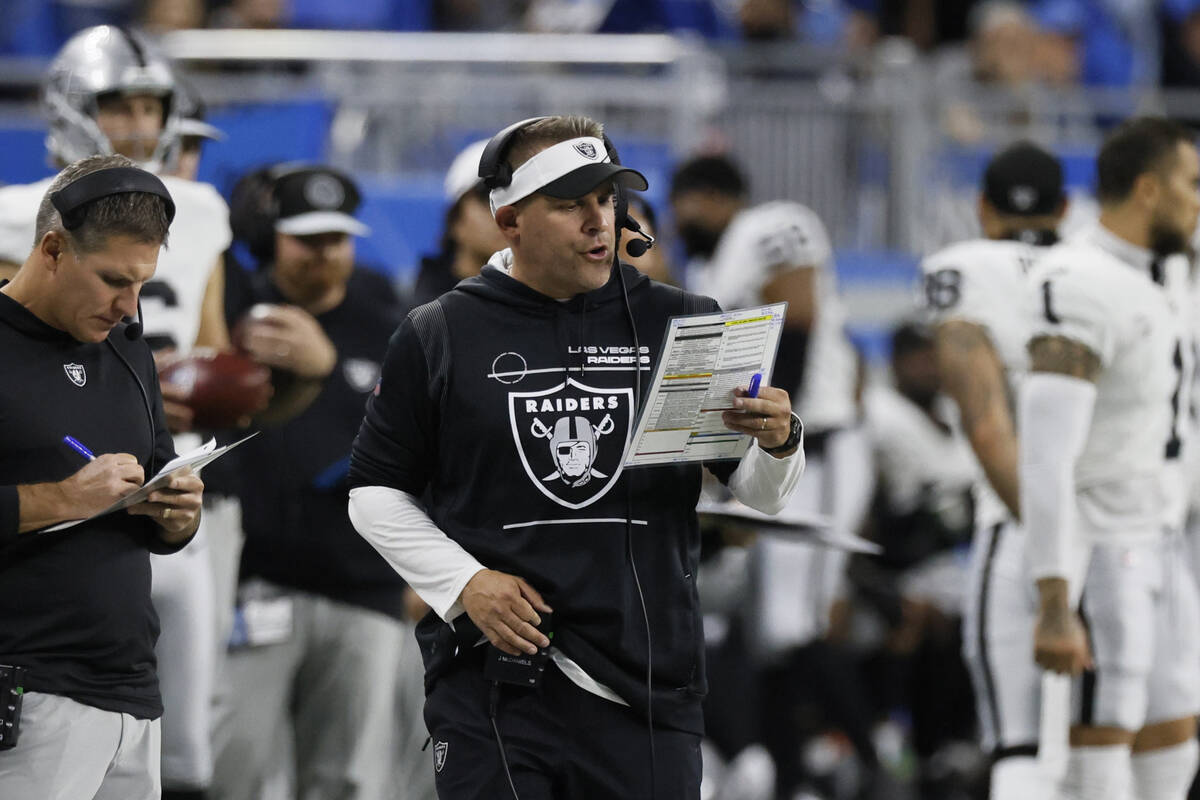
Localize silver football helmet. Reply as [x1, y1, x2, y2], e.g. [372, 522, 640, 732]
[43, 25, 180, 170]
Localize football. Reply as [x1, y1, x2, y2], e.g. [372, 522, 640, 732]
[158, 349, 272, 430]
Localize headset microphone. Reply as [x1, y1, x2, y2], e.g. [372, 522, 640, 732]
[622, 217, 655, 258]
[124, 297, 144, 341]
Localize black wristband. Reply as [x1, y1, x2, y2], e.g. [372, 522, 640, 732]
[761, 413, 802, 455]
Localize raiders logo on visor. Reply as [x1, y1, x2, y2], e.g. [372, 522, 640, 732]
[573, 142, 598, 160]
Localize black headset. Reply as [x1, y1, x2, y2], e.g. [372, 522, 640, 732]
[50, 166, 176, 232]
[230, 163, 362, 270]
[50, 166, 175, 341]
[477, 117, 655, 259]
[229, 166, 280, 267]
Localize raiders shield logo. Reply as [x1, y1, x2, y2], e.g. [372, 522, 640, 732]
[433, 740, 448, 773]
[63, 363, 86, 387]
[508, 378, 633, 509]
[573, 142, 599, 160]
[1009, 185, 1037, 212]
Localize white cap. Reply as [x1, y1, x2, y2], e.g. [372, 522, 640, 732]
[444, 139, 490, 204]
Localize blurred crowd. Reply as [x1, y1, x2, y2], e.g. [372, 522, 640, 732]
[7, 6, 1200, 800]
[10, 0, 1200, 92]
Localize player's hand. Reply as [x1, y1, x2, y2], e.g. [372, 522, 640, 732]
[153, 348, 196, 433]
[721, 385, 795, 453]
[238, 304, 337, 379]
[158, 380, 196, 433]
[460, 569, 553, 656]
[1034, 606, 1093, 675]
[127, 467, 204, 536]
[61, 453, 145, 517]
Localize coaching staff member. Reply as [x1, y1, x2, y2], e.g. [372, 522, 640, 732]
[211, 165, 408, 800]
[0, 154, 203, 800]
[349, 115, 805, 799]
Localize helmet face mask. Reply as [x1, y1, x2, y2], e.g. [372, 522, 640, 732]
[43, 26, 181, 172]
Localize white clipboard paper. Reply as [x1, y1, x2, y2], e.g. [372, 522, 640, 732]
[624, 302, 786, 468]
[43, 433, 258, 532]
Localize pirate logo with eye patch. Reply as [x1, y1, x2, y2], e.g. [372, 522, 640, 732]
[508, 378, 632, 509]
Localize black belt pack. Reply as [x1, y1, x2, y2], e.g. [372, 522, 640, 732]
[0, 665, 24, 750]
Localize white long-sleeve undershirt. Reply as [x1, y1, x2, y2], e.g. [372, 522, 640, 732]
[349, 439, 804, 622]
[348, 439, 804, 702]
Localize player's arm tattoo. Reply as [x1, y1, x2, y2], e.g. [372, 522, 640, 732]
[935, 319, 1020, 518]
[1028, 335, 1101, 381]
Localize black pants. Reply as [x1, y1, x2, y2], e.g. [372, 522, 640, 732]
[424, 656, 702, 800]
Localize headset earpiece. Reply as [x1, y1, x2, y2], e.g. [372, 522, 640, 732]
[229, 166, 281, 267]
[50, 166, 176, 230]
[478, 116, 552, 189]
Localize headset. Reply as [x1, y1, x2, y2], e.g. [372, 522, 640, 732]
[229, 166, 281, 267]
[51, 166, 176, 232]
[478, 117, 657, 799]
[229, 162, 363, 269]
[50, 166, 175, 342]
[477, 117, 655, 260]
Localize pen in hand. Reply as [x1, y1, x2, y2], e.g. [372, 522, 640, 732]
[746, 372, 762, 399]
[63, 436, 96, 462]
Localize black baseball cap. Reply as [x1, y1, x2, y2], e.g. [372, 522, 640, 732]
[983, 141, 1065, 216]
[274, 166, 370, 237]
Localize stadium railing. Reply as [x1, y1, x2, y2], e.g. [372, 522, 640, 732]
[4, 31, 1200, 356]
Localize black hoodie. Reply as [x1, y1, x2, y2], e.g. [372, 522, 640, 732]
[349, 261, 736, 734]
[0, 290, 181, 719]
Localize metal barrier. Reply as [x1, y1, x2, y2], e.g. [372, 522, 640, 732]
[5, 30, 1200, 259]
[159, 29, 728, 185]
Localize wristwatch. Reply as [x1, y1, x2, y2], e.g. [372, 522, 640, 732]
[761, 413, 803, 455]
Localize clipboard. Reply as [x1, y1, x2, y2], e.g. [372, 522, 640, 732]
[624, 302, 786, 468]
[42, 433, 257, 532]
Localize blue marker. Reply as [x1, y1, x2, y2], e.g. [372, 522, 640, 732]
[63, 436, 96, 462]
[747, 372, 762, 399]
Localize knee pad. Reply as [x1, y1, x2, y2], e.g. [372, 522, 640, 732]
[1063, 745, 1132, 800]
[1131, 738, 1199, 800]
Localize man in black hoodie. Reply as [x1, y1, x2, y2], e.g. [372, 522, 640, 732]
[0, 154, 202, 799]
[349, 116, 805, 799]
[210, 165, 409, 800]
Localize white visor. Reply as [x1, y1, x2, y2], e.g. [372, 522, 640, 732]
[488, 136, 648, 216]
[276, 211, 371, 237]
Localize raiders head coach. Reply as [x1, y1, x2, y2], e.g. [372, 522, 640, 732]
[0, 154, 203, 800]
[349, 116, 805, 799]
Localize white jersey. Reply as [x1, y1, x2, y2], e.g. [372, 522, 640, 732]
[1028, 225, 1193, 541]
[689, 201, 858, 430]
[0, 174, 231, 352]
[920, 237, 1044, 530]
[863, 385, 977, 520]
[1182, 262, 1200, 518]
